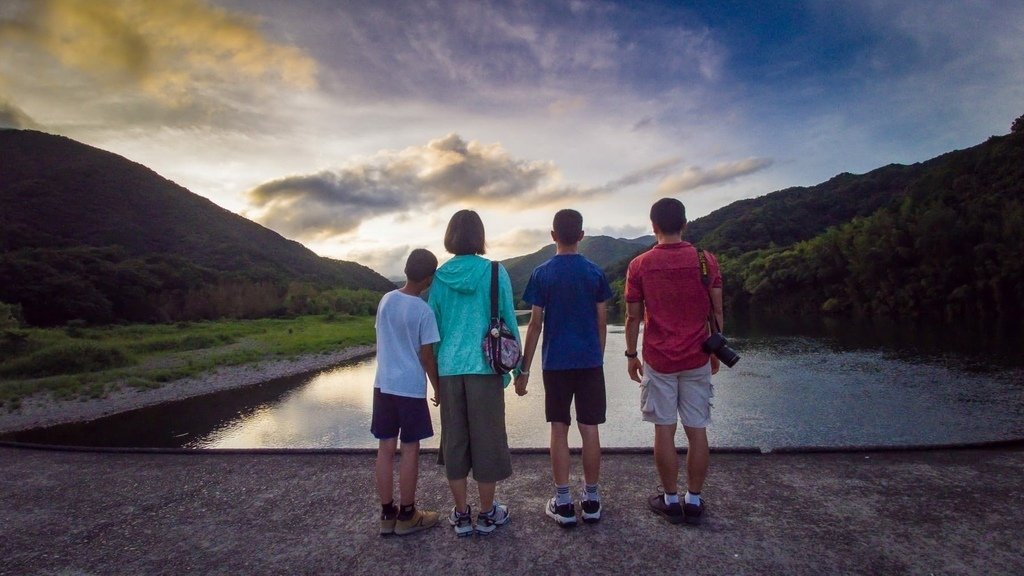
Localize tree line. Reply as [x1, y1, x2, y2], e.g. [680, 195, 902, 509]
[603, 126, 1024, 325]
[0, 246, 385, 327]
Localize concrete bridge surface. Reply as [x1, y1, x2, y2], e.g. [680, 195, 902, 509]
[1, 444, 1022, 575]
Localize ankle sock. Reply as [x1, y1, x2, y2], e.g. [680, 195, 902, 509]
[382, 501, 396, 518]
[685, 491, 702, 506]
[555, 484, 572, 506]
[663, 492, 680, 505]
[584, 483, 600, 501]
[398, 503, 416, 521]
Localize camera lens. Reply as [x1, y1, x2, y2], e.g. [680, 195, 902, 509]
[717, 345, 740, 367]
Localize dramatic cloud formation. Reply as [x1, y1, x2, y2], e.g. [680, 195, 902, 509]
[245, 133, 741, 242]
[247, 133, 664, 240]
[2, 1, 1021, 277]
[0, 0, 316, 105]
[655, 158, 773, 196]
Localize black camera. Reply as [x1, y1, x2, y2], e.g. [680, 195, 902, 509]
[702, 332, 740, 368]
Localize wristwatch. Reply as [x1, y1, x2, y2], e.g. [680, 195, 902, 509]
[624, 351, 638, 359]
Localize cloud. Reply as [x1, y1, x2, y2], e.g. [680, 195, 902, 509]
[605, 157, 683, 190]
[246, 133, 618, 240]
[0, 0, 317, 106]
[631, 116, 654, 132]
[488, 228, 554, 257]
[340, 245, 412, 279]
[655, 157, 773, 196]
[0, 98, 38, 129]
[589, 224, 650, 240]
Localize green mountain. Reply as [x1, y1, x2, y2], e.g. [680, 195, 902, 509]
[501, 235, 652, 303]
[605, 128, 1024, 322]
[0, 129, 395, 326]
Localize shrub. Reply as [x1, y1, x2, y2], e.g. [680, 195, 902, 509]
[0, 302, 21, 329]
[0, 342, 132, 378]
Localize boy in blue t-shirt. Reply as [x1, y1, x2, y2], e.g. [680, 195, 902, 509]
[372, 249, 442, 536]
[515, 209, 613, 527]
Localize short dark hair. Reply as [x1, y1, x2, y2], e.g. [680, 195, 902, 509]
[404, 248, 438, 282]
[552, 209, 583, 245]
[443, 209, 486, 255]
[650, 198, 686, 235]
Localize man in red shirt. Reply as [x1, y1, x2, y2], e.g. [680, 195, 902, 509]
[624, 197, 723, 526]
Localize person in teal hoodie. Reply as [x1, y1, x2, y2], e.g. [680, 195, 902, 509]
[428, 209, 519, 537]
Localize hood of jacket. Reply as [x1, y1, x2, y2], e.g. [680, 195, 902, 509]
[433, 255, 491, 295]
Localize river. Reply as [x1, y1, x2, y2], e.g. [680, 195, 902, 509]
[8, 318, 1023, 451]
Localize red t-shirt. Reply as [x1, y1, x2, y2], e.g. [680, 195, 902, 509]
[625, 242, 723, 373]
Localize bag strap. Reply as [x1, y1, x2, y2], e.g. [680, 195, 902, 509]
[490, 261, 499, 323]
[696, 248, 721, 333]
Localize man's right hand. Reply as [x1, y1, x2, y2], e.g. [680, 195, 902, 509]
[627, 357, 644, 383]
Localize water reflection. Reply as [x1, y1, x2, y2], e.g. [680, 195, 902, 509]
[7, 322, 1023, 450]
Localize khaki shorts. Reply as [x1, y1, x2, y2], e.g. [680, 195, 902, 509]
[640, 362, 713, 428]
[436, 374, 513, 483]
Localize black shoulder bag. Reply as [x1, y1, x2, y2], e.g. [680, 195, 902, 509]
[482, 261, 522, 374]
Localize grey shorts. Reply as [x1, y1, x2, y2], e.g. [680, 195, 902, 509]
[436, 374, 513, 483]
[640, 362, 714, 428]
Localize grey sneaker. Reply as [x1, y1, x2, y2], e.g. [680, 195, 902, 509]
[475, 502, 510, 535]
[579, 491, 602, 524]
[545, 497, 577, 528]
[448, 505, 474, 538]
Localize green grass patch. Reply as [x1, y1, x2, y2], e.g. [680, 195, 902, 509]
[0, 342, 131, 378]
[0, 314, 375, 410]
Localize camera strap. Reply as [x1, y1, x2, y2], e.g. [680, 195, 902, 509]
[696, 248, 721, 334]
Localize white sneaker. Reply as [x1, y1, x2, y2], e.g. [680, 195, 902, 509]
[475, 502, 510, 535]
[546, 497, 578, 527]
[580, 490, 602, 524]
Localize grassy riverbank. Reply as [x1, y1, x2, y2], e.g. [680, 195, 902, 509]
[0, 315, 375, 410]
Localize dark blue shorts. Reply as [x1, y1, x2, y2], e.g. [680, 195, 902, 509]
[371, 388, 434, 444]
[543, 366, 607, 426]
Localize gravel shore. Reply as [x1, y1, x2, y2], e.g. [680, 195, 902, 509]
[0, 345, 375, 434]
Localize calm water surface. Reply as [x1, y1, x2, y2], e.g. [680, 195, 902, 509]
[11, 320, 1024, 451]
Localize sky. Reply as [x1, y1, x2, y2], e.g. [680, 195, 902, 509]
[1, 0, 1022, 277]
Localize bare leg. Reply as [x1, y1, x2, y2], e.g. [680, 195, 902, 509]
[550, 422, 571, 486]
[577, 423, 601, 486]
[478, 481, 496, 512]
[653, 423, 679, 494]
[398, 441, 420, 506]
[449, 477, 469, 513]
[683, 425, 709, 493]
[375, 438, 398, 506]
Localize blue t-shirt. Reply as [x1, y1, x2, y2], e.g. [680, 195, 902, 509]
[522, 254, 613, 370]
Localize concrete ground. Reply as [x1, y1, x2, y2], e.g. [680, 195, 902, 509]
[1, 444, 1022, 576]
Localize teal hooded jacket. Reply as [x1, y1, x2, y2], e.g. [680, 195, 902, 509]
[428, 255, 520, 378]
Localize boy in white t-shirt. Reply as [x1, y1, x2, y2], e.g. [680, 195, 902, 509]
[373, 249, 442, 536]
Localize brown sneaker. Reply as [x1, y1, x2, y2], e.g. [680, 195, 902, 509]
[395, 509, 440, 536]
[648, 494, 684, 525]
[380, 504, 398, 536]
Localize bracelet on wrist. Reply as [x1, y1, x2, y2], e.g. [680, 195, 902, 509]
[624, 351, 638, 359]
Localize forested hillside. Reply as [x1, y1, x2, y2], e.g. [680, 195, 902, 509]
[722, 131, 1024, 321]
[603, 126, 1024, 323]
[0, 130, 394, 326]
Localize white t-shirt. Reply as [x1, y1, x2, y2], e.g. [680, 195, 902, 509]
[373, 290, 440, 398]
